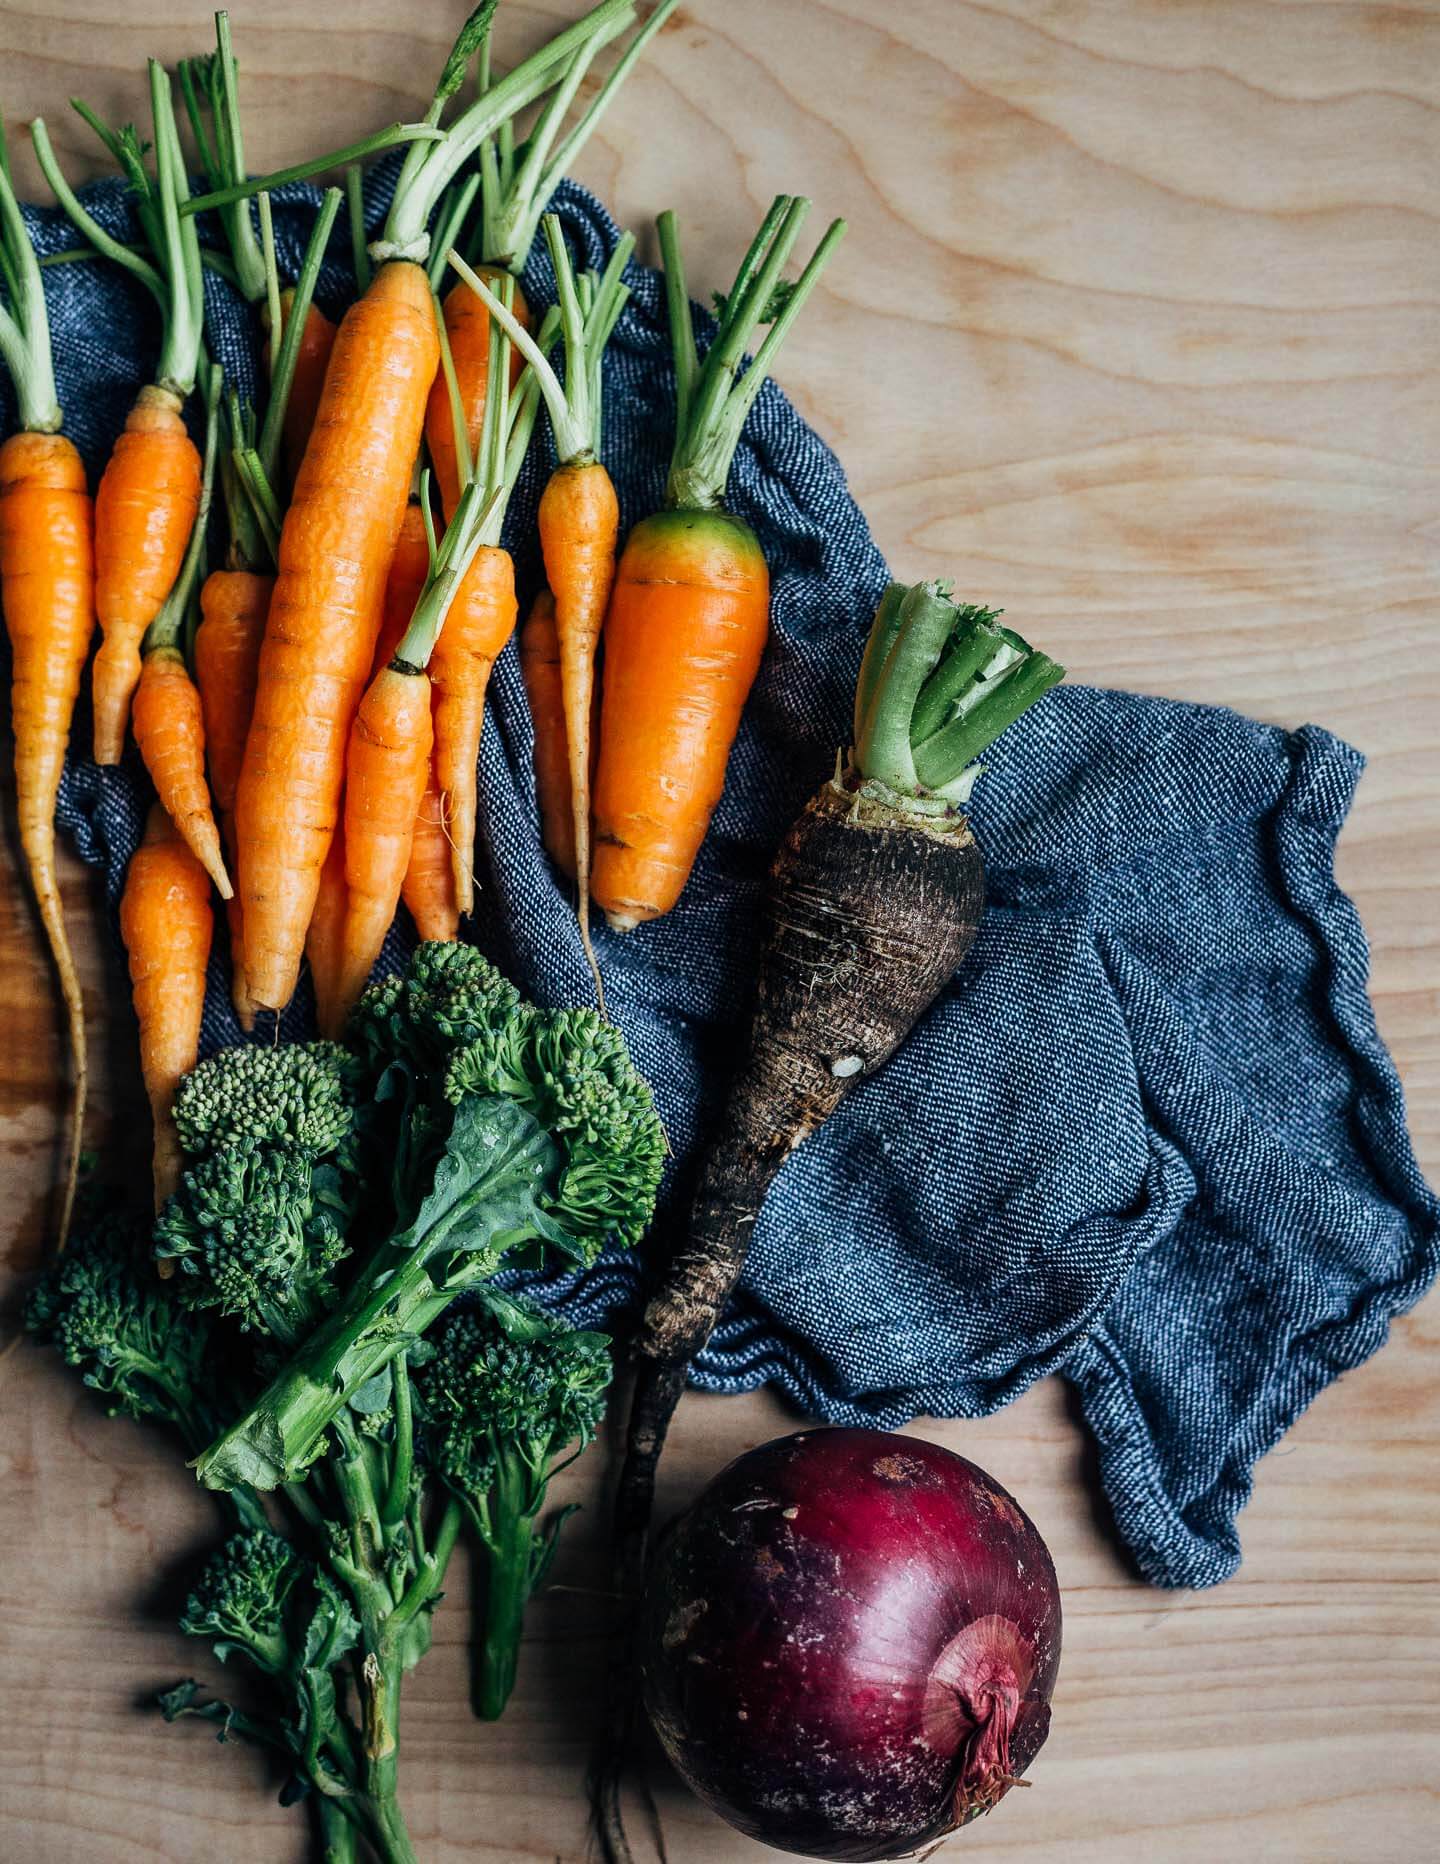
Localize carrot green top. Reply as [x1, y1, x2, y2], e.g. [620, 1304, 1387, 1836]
[450, 214, 631, 470]
[32, 61, 205, 401]
[473, 0, 678, 274]
[377, 0, 636, 262]
[177, 11, 266, 304]
[660, 195, 847, 514]
[0, 117, 60, 434]
[852, 583, 1065, 806]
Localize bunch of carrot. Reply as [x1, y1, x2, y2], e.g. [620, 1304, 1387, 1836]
[1, 0, 847, 1240]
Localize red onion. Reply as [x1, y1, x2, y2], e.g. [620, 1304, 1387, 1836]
[640, 1427, 1061, 1860]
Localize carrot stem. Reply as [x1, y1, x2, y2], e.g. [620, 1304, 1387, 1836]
[143, 363, 222, 656]
[380, 0, 636, 258]
[346, 163, 372, 294]
[179, 123, 445, 217]
[662, 198, 846, 513]
[178, 13, 267, 301]
[256, 187, 342, 487]
[478, 1, 640, 270]
[0, 121, 60, 432]
[29, 119, 165, 309]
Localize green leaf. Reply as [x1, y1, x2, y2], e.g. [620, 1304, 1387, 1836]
[394, 1095, 562, 1278]
[348, 1365, 394, 1416]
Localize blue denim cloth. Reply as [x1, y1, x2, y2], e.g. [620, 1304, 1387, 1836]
[12, 168, 1436, 1591]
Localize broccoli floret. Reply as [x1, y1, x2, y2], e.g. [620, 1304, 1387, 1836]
[172, 1042, 355, 1160]
[156, 1144, 349, 1343]
[180, 1528, 304, 1675]
[350, 941, 523, 1072]
[444, 1006, 665, 1255]
[414, 1297, 612, 1718]
[196, 945, 665, 1496]
[24, 1214, 217, 1437]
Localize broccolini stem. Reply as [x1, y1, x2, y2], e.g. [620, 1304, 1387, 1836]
[359, 1650, 418, 1864]
[316, 1794, 360, 1864]
[475, 1491, 536, 1721]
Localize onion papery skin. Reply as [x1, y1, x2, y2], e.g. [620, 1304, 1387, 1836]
[640, 1427, 1061, 1860]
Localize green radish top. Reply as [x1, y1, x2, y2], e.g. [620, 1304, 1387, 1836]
[32, 61, 204, 401]
[0, 115, 60, 434]
[852, 582, 1065, 807]
[660, 195, 846, 514]
[449, 214, 631, 470]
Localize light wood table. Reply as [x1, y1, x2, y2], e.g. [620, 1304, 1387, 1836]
[2, 3, 1437, 1859]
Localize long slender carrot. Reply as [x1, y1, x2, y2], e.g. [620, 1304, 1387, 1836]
[195, 563, 269, 1026]
[0, 136, 94, 1250]
[227, 4, 621, 1014]
[591, 199, 845, 930]
[426, 283, 544, 909]
[331, 471, 500, 1026]
[518, 587, 577, 881]
[451, 219, 632, 999]
[132, 364, 231, 897]
[197, 195, 341, 1030]
[34, 67, 207, 765]
[423, 0, 675, 516]
[402, 763, 459, 943]
[119, 803, 213, 1213]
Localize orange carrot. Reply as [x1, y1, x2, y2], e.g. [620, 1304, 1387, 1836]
[267, 290, 337, 490]
[333, 664, 434, 1023]
[518, 587, 577, 881]
[91, 387, 202, 764]
[235, 257, 439, 1013]
[451, 220, 632, 998]
[119, 803, 213, 1212]
[131, 363, 230, 898]
[195, 567, 270, 1028]
[306, 826, 349, 1041]
[34, 72, 208, 766]
[220, 0, 636, 1010]
[431, 542, 517, 906]
[402, 760, 459, 943]
[0, 230, 95, 1250]
[133, 648, 232, 898]
[592, 200, 845, 928]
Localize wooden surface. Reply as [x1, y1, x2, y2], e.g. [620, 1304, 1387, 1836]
[2, 2, 1438, 1859]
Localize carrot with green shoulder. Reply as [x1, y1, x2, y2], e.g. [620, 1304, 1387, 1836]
[590, 198, 846, 932]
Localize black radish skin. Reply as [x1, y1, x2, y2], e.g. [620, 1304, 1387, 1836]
[617, 776, 984, 1560]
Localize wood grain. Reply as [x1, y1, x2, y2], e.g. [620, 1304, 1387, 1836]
[2, 2, 1437, 1859]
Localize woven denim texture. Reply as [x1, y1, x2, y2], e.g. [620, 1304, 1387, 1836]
[12, 167, 1436, 1591]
